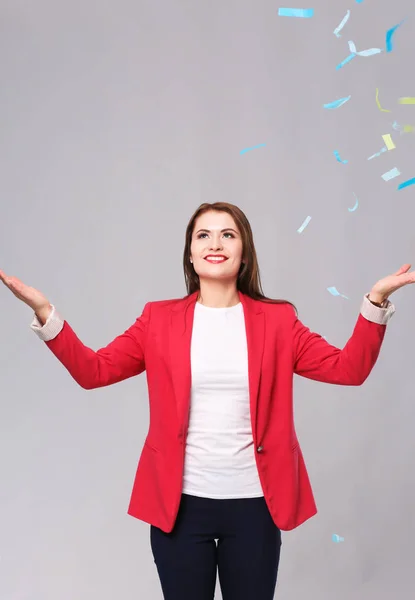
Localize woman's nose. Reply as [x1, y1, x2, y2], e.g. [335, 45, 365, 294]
[210, 237, 223, 250]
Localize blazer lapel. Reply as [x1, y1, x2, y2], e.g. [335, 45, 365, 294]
[168, 290, 265, 441]
[169, 292, 198, 434]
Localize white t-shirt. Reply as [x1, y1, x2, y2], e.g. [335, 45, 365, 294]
[182, 301, 263, 499]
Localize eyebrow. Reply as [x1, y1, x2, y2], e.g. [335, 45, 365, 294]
[195, 228, 239, 234]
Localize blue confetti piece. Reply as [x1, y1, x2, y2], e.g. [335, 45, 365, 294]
[381, 167, 401, 181]
[337, 41, 382, 69]
[327, 287, 349, 299]
[333, 150, 348, 164]
[348, 40, 382, 57]
[355, 0, 364, 3]
[333, 10, 350, 38]
[348, 192, 359, 212]
[386, 20, 405, 52]
[368, 147, 387, 160]
[397, 177, 415, 190]
[323, 96, 351, 109]
[332, 534, 345, 543]
[297, 215, 312, 233]
[240, 144, 266, 155]
[336, 53, 356, 70]
[278, 7, 314, 18]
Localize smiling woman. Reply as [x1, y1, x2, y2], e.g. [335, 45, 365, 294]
[1, 200, 412, 600]
[183, 202, 296, 310]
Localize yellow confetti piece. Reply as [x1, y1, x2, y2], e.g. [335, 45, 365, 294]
[375, 88, 391, 112]
[398, 97, 415, 104]
[382, 134, 395, 150]
[403, 124, 414, 133]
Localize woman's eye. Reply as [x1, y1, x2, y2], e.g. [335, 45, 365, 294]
[196, 232, 234, 239]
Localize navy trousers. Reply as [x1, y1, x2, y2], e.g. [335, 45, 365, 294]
[150, 493, 282, 599]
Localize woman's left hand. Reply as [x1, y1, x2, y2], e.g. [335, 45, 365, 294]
[370, 263, 415, 303]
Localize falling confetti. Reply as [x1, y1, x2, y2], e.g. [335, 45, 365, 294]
[297, 215, 312, 233]
[349, 40, 382, 57]
[386, 20, 405, 52]
[327, 287, 349, 299]
[337, 41, 382, 70]
[348, 192, 359, 212]
[381, 167, 401, 181]
[381, 134, 396, 150]
[323, 96, 351, 109]
[375, 88, 391, 112]
[333, 150, 348, 164]
[368, 147, 387, 160]
[278, 7, 314, 18]
[333, 10, 350, 38]
[397, 177, 415, 190]
[332, 534, 345, 543]
[240, 144, 266, 155]
[336, 53, 356, 70]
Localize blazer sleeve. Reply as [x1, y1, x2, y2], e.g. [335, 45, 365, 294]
[39, 302, 152, 389]
[292, 295, 395, 385]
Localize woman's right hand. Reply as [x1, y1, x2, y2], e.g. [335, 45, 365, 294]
[0, 269, 51, 316]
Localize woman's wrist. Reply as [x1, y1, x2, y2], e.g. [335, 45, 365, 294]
[35, 303, 52, 326]
[368, 292, 387, 307]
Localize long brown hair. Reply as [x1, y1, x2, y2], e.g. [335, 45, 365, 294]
[182, 202, 297, 313]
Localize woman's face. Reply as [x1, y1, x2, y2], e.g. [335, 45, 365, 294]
[190, 210, 244, 283]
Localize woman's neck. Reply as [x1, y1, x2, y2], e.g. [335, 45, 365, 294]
[196, 284, 240, 308]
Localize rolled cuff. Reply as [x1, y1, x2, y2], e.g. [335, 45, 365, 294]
[30, 304, 65, 341]
[360, 293, 395, 325]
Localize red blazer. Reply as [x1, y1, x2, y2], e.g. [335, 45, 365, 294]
[44, 290, 386, 533]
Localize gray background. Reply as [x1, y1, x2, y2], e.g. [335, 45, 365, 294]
[1, 1, 414, 598]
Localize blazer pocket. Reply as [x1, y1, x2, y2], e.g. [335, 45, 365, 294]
[291, 441, 299, 452]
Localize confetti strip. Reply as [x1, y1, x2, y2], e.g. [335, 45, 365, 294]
[348, 192, 359, 212]
[323, 96, 351, 109]
[397, 177, 415, 190]
[382, 134, 396, 150]
[375, 88, 391, 113]
[386, 20, 405, 52]
[327, 287, 349, 299]
[368, 147, 387, 160]
[333, 150, 348, 164]
[278, 7, 314, 17]
[333, 10, 350, 37]
[297, 215, 312, 233]
[332, 534, 345, 543]
[381, 167, 401, 181]
[398, 97, 415, 105]
[337, 41, 383, 70]
[336, 53, 356, 70]
[240, 144, 266, 155]
[348, 40, 382, 57]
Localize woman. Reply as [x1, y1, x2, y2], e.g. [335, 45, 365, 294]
[1, 202, 414, 600]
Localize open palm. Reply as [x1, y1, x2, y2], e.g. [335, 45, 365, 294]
[371, 264, 415, 300]
[0, 269, 50, 312]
